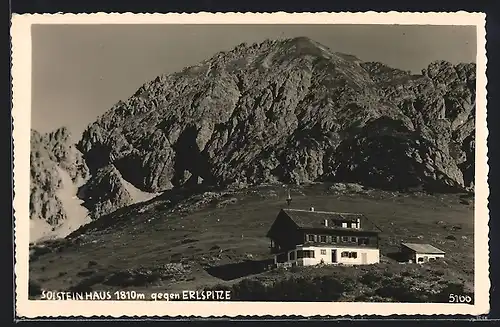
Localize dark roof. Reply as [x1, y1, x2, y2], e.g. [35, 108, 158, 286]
[301, 242, 379, 249]
[401, 243, 445, 254]
[281, 208, 381, 232]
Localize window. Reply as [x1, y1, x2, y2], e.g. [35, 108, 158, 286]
[308, 235, 315, 242]
[320, 235, 327, 243]
[341, 251, 357, 258]
[321, 249, 327, 255]
[297, 250, 315, 258]
[342, 222, 348, 228]
[350, 237, 357, 243]
[341, 236, 349, 243]
[332, 236, 338, 243]
[289, 251, 295, 261]
[418, 257, 424, 263]
[358, 238, 369, 246]
[351, 223, 357, 228]
[302, 250, 315, 258]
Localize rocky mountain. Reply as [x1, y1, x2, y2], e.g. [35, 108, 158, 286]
[30, 36, 476, 242]
[30, 127, 90, 241]
[30, 127, 159, 242]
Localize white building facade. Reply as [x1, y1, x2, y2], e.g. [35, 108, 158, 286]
[274, 245, 380, 266]
[267, 208, 382, 268]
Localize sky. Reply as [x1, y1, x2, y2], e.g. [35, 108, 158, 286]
[31, 24, 477, 140]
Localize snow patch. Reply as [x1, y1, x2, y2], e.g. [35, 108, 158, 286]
[53, 167, 92, 238]
[30, 218, 54, 243]
[30, 167, 92, 244]
[120, 176, 161, 205]
[30, 166, 160, 244]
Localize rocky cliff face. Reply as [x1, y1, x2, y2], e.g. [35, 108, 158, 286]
[30, 128, 91, 241]
[30, 37, 476, 241]
[30, 127, 160, 241]
[77, 37, 475, 195]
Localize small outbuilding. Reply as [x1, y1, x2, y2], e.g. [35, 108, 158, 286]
[400, 243, 445, 263]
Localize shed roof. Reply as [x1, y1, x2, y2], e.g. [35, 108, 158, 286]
[281, 208, 381, 232]
[401, 243, 445, 254]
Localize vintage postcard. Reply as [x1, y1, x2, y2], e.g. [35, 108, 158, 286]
[12, 12, 489, 318]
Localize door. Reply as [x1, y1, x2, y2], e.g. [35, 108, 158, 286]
[361, 252, 368, 264]
[331, 249, 337, 263]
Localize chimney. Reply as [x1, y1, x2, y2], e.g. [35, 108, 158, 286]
[286, 189, 292, 206]
[324, 219, 328, 227]
[309, 206, 315, 212]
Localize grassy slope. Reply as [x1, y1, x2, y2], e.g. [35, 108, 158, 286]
[29, 183, 474, 301]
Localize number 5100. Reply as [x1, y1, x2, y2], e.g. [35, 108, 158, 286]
[449, 294, 472, 303]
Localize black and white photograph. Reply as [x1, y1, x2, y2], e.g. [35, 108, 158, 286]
[12, 12, 489, 317]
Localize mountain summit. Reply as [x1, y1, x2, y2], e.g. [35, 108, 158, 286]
[30, 37, 476, 241]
